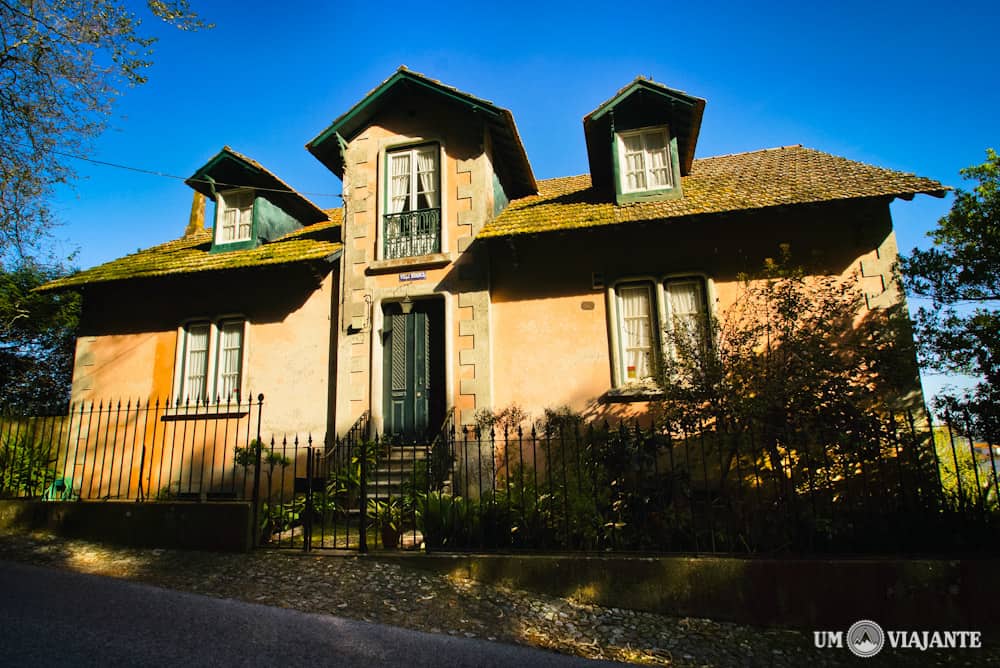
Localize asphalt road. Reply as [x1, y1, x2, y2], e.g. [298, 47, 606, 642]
[0, 560, 616, 667]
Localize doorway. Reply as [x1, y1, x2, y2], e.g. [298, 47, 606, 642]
[381, 298, 445, 443]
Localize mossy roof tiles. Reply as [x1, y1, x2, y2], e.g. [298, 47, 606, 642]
[39, 212, 343, 292]
[478, 146, 947, 239]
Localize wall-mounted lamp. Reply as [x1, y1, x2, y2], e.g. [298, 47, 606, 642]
[400, 295, 414, 315]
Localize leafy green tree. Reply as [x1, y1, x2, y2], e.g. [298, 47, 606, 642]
[0, 0, 208, 259]
[899, 149, 1000, 440]
[0, 258, 80, 411]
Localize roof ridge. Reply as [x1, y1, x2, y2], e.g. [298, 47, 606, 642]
[535, 147, 814, 184]
[537, 173, 590, 183]
[695, 145, 805, 161]
[214, 146, 328, 215]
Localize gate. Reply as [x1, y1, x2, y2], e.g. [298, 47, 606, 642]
[259, 410, 450, 552]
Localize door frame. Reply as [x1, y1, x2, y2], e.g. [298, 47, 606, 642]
[370, 292, 453, 438]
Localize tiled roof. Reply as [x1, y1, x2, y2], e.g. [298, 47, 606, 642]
[38, 212, 343, 292]
[478, 146, 947, 238]
[186, 146, 329, 224]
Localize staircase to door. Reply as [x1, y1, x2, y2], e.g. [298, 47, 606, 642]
[294, 409, 455, 552]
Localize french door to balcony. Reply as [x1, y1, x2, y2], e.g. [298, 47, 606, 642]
[382, 299, 445, 443]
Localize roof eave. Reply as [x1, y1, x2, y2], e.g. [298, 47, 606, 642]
[585, 79, 705, 123]
[306, 68, 537, 196]
[37, 249, 343, 293]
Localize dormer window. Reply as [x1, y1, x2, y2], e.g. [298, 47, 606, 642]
[584, 78, 703, 204]
[614, 126, 681, 202]
[618, 128, 673, 193]
[383, 144, 441, 259]
[216, 189, 254, 245]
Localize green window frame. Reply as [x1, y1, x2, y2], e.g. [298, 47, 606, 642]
[212, 188, 257, 252]
[612, 126, 683, 204]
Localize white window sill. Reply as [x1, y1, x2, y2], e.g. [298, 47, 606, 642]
[161, 405, 250, 421]
[366, 252, 453, 275]
[601, 385, 664, 403]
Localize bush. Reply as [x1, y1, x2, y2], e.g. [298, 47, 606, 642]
[0, 432, 59, 497]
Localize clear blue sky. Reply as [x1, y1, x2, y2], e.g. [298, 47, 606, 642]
[49, 0, 1000, 393]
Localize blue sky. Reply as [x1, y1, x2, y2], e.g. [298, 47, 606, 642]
[48, 1, 999, 392]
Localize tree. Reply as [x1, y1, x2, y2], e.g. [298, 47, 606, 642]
[656, 248, 918, 486]
[660, 248, 916, 420]
[0, 0, 208, 259]
[899, 149, 1000, 440]
[0, 258, 80, 411]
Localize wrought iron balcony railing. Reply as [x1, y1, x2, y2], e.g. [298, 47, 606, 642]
[383, 208, 441, 260]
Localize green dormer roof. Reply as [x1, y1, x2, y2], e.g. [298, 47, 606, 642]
[584, 77, 706, 194]
[186, 146, 328, 225]
[306, 66, 537, 199]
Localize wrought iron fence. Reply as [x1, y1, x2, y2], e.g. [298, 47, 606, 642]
[0, 395, 264, 502]
[3, 394, 996, 556]
[383, 208, 441, 259]
[428, 413, 998, 555]
[255, 408, 998, 555]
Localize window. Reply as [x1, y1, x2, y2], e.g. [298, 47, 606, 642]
[388, 145, 439, 213]
[616, 127, 674, 194]
[216, 189, 254, 244]
[616, 283, 657, 382]
[612, 277, 710, 387]
[663, 279, 708, 361]
[384, 145, 441, 259]
[176, 319, 246, 403]
[182, 323, 210, 401]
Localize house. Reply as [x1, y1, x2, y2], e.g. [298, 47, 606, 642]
[40, 67, 946, 446]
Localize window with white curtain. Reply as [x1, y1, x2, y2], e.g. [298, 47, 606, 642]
[664, 279, 708, 360]
[617, 127, 673, 194]
[616, 283, 656, 382]
[387, 145, 438, 213]
[182, 323, 210, 401]
[216, 320, 244, 402]
[176, 319, 246, 404]
[215, 189, 254, 244]
[613, 277, 710, 387]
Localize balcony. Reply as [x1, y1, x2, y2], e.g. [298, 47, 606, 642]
[383, 208, 441, 260]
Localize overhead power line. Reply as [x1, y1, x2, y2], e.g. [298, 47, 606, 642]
[1, 140, 342, 199]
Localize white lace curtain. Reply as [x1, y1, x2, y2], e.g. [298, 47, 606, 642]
[667, 281, 705, 350]
[388, 148, 438, 213]
[217, 323, 243, 401]
[185, 325, 210, 400]
[416, 148, 438, 209]
[389, 153, 411, 214]
[618, 285, 653, 381]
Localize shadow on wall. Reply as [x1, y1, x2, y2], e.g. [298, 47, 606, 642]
[78, 264, 334, 337]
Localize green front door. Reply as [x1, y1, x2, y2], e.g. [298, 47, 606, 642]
[382, 300, 444, 442]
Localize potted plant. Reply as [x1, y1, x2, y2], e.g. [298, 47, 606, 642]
[368, 498, 403, 549]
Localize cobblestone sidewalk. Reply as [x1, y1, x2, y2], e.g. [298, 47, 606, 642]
[0, 531, 992, 666]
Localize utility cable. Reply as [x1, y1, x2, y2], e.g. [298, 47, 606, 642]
[0, 139, 342, 199]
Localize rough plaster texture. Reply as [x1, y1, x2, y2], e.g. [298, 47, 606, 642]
[69, 266, 336, 440]
[333, 94, 497, 436]
[488, 200, 921, 422]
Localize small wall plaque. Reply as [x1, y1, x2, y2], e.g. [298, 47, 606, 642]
[399, 271, 427, 282]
